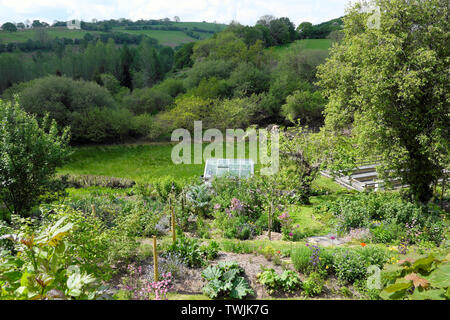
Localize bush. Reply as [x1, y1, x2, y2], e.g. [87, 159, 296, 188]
[302, 272, 324, 297]
[333, 249, 368, 283]
[154, 177, 182, 201]
[0, 100, 70, 217]
[332, 247, 388, 284]
[7, 76, 129, 143]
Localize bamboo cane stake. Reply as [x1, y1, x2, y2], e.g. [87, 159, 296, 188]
[153, 236, 158, 281]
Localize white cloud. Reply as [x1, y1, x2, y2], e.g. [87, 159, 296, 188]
[0, 0, 351, 26]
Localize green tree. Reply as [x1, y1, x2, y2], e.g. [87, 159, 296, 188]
[282, 90, 326, 125]
[297, 22, 313, 39]
[317, 0, 449, 203]
[0, 100, 70, 217]
[1, 22, 17, 32]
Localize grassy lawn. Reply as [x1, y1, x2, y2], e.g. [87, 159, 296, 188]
[114, 28, 200, 47]
[59, 142, 280, 184]
[59, 143, 203, 183]
[267, 39, 332, 57]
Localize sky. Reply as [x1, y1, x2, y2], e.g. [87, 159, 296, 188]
[0, 0, 354, 27]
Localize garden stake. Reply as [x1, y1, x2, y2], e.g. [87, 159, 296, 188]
[268, 200, 273, 241]
[153, 236, 158, 281]
[171, 200, 176, 243]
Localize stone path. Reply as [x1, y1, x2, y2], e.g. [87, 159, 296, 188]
[306, 234, 347, 247]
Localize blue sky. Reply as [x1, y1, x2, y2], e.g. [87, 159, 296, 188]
[0, 0, 353, 27]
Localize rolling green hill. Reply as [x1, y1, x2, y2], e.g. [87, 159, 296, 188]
[0, 27, 103, 43]
[0, 21, 227, 47]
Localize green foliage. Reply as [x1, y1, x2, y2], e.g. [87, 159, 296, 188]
[317, 0, 449, 203]
[167, 236, 217, 268]
[302, 272, 324, 297]
[1, 23, 17, 32]
[173, 42, 195, 70]
[256, 268, 301, 295]
[0, 100, 70, 217]
[333, 246, 389, 284]
[282, 89, 326, 125]
[154, 177, 182, 201]
[322, 193, 446, 245]
[380, 253, 450, 300]
[201, 261, 254, 299]
[0, 217, 104, 300]
[186, 184, 212, 217]
[291, 246, 311, 274]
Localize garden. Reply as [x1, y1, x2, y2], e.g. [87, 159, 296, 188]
[0, 0, 449, 301]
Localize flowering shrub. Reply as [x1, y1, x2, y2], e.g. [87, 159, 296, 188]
[291, 244, 333, 275]
[278, 211, 293, 240]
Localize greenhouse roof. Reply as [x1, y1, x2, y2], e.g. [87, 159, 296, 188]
[203, 158, 254, 180]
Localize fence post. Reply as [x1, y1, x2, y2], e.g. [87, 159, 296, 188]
[153, 236, 158, 281]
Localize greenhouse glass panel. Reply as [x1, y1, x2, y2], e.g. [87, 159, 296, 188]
[203, 159, 254, 180]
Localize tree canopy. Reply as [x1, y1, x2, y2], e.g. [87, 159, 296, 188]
[317, 0, 449, 203]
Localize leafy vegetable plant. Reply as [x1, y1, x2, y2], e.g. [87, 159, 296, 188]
[380, 253, 449, 300]
[201, 261, 254, 299]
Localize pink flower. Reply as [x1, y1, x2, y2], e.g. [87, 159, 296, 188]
[214, 204, 221, 210]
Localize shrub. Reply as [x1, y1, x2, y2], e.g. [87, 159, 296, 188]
[333, 249, 368, 283]
[8, 75, 129, 143]
[0, 100, 70, 217]
[154, 177, 182, 201]
[332, 247, 388, 284]
[201, 261, 254, 299]
[302, 272, 324, 297]
[370, 222, 399, 244]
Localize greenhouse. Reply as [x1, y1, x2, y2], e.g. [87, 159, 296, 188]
[203, 158, 254, 180]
